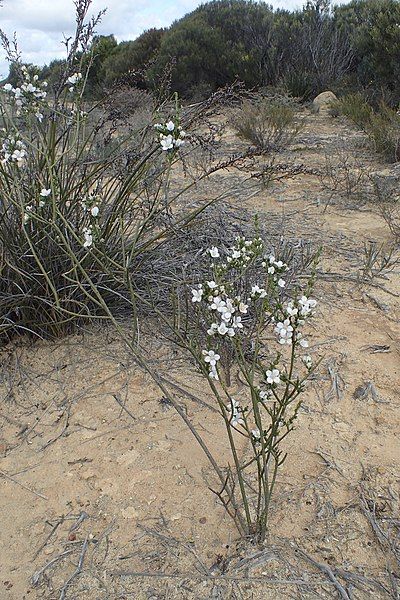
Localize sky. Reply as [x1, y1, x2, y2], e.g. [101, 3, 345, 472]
[0, 0, 330, 78]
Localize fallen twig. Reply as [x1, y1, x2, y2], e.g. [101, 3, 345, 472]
[59, 536, 89, 600]
[0, 469, 48, 500]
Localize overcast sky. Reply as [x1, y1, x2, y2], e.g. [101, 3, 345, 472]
[0, 0, 337, 78]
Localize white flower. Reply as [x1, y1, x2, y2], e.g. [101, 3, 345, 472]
[231, 250, 241, 259]
[217, 322, 229, 335]
[286, 302, 298, 317]
[174, 138, 185, 147]
[3, 83, 12, 91]
[83, 227, 93, 248]
[303, 355, 312, 368]
[161, 134, 174, 151]
[207, 280, 217, 289]
[239, 301, 248, 314]
[210, 296, 225, 311]
[298, 296, 317, 317]
[275, 319, 293, 345]
[299, 338, 309, 348]
[232, 316, 243, 329]
[67, 72, 82, 86]
[227, 399, 244, 426]
[191, 287, 203, 303]
[209, 246, 220, 258]
[266, 369, 280, 385]
[207, 323, 218, 336]
[268, 266, 275, 274]
[11, 149, 26, 164]
[36, 112, 43, 122]
[202, 349, 220, 366]
[166, 120, 175, 131]
[40, 188, 51, 197]
[91, 206, 99, 217]
[278, 278, 286, 288]
[251, 428, 261, 442]
[251, 285, 267, 298]
[221, 302, 235, 321]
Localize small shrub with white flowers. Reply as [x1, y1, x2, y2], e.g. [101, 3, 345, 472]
[179, 235, 318, 541]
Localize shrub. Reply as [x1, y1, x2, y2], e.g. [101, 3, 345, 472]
[371, 173, 400, 241]
[280, 70, 315, 101]
[230, 97, 301, 152]
[149, 235, 320, 541]
[0, 63, 165, 339]
[333, 93, 373, 129]
[335, 94, 400, 162]
[319, 147, 370, 207]
[0, 4, 245, 342]
[368, 105, 400, 163]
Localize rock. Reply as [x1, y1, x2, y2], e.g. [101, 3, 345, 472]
[312, 91, 338, 115]
[121, 506, 138, 520]
[80, 468, 96, 480]
[116, 449, 139, 466]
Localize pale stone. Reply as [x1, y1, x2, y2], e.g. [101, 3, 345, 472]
[121, 506, 138, 520]
[313, 91, 338, 115]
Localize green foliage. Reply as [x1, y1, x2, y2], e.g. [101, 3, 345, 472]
[335, 0, 400, 94]
[335, 93, 400, 162]
[102, 28, 165, 88]
[230, 97, 301, 151]
[12, 0, 400, 103]
[368, 106, 400, 163]
[333, 93, 373, 129]
[280, 70, 315, 101]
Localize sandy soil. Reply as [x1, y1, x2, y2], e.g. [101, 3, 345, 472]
[1, 109, 399, 599]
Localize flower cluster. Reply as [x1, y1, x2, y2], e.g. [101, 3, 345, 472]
[227, 399, 245, 426]
[154, 120, 186, 152]
[1, 136, 27, 166]
[262, 254, 288, 290]
[3, 66, 47, 121]
[23, 188, 52, 224]
[192, 241, 316, 390]
[274, 295, 317, 347]
[81, 192, 100, 218]
[202, 349, 220, 380]
[192, 279, 247, 339]
[78, 192, 101, 248]
[83, 226, 93, 248]
[213, 237, 264, 276]
[67, 72, 83, 93]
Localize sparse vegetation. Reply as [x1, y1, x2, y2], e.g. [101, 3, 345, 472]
[335, 93, 400, 163]
[230, 97, 301, 152]
[332, 93, 373, 129]
[1, 1, 400, 599]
